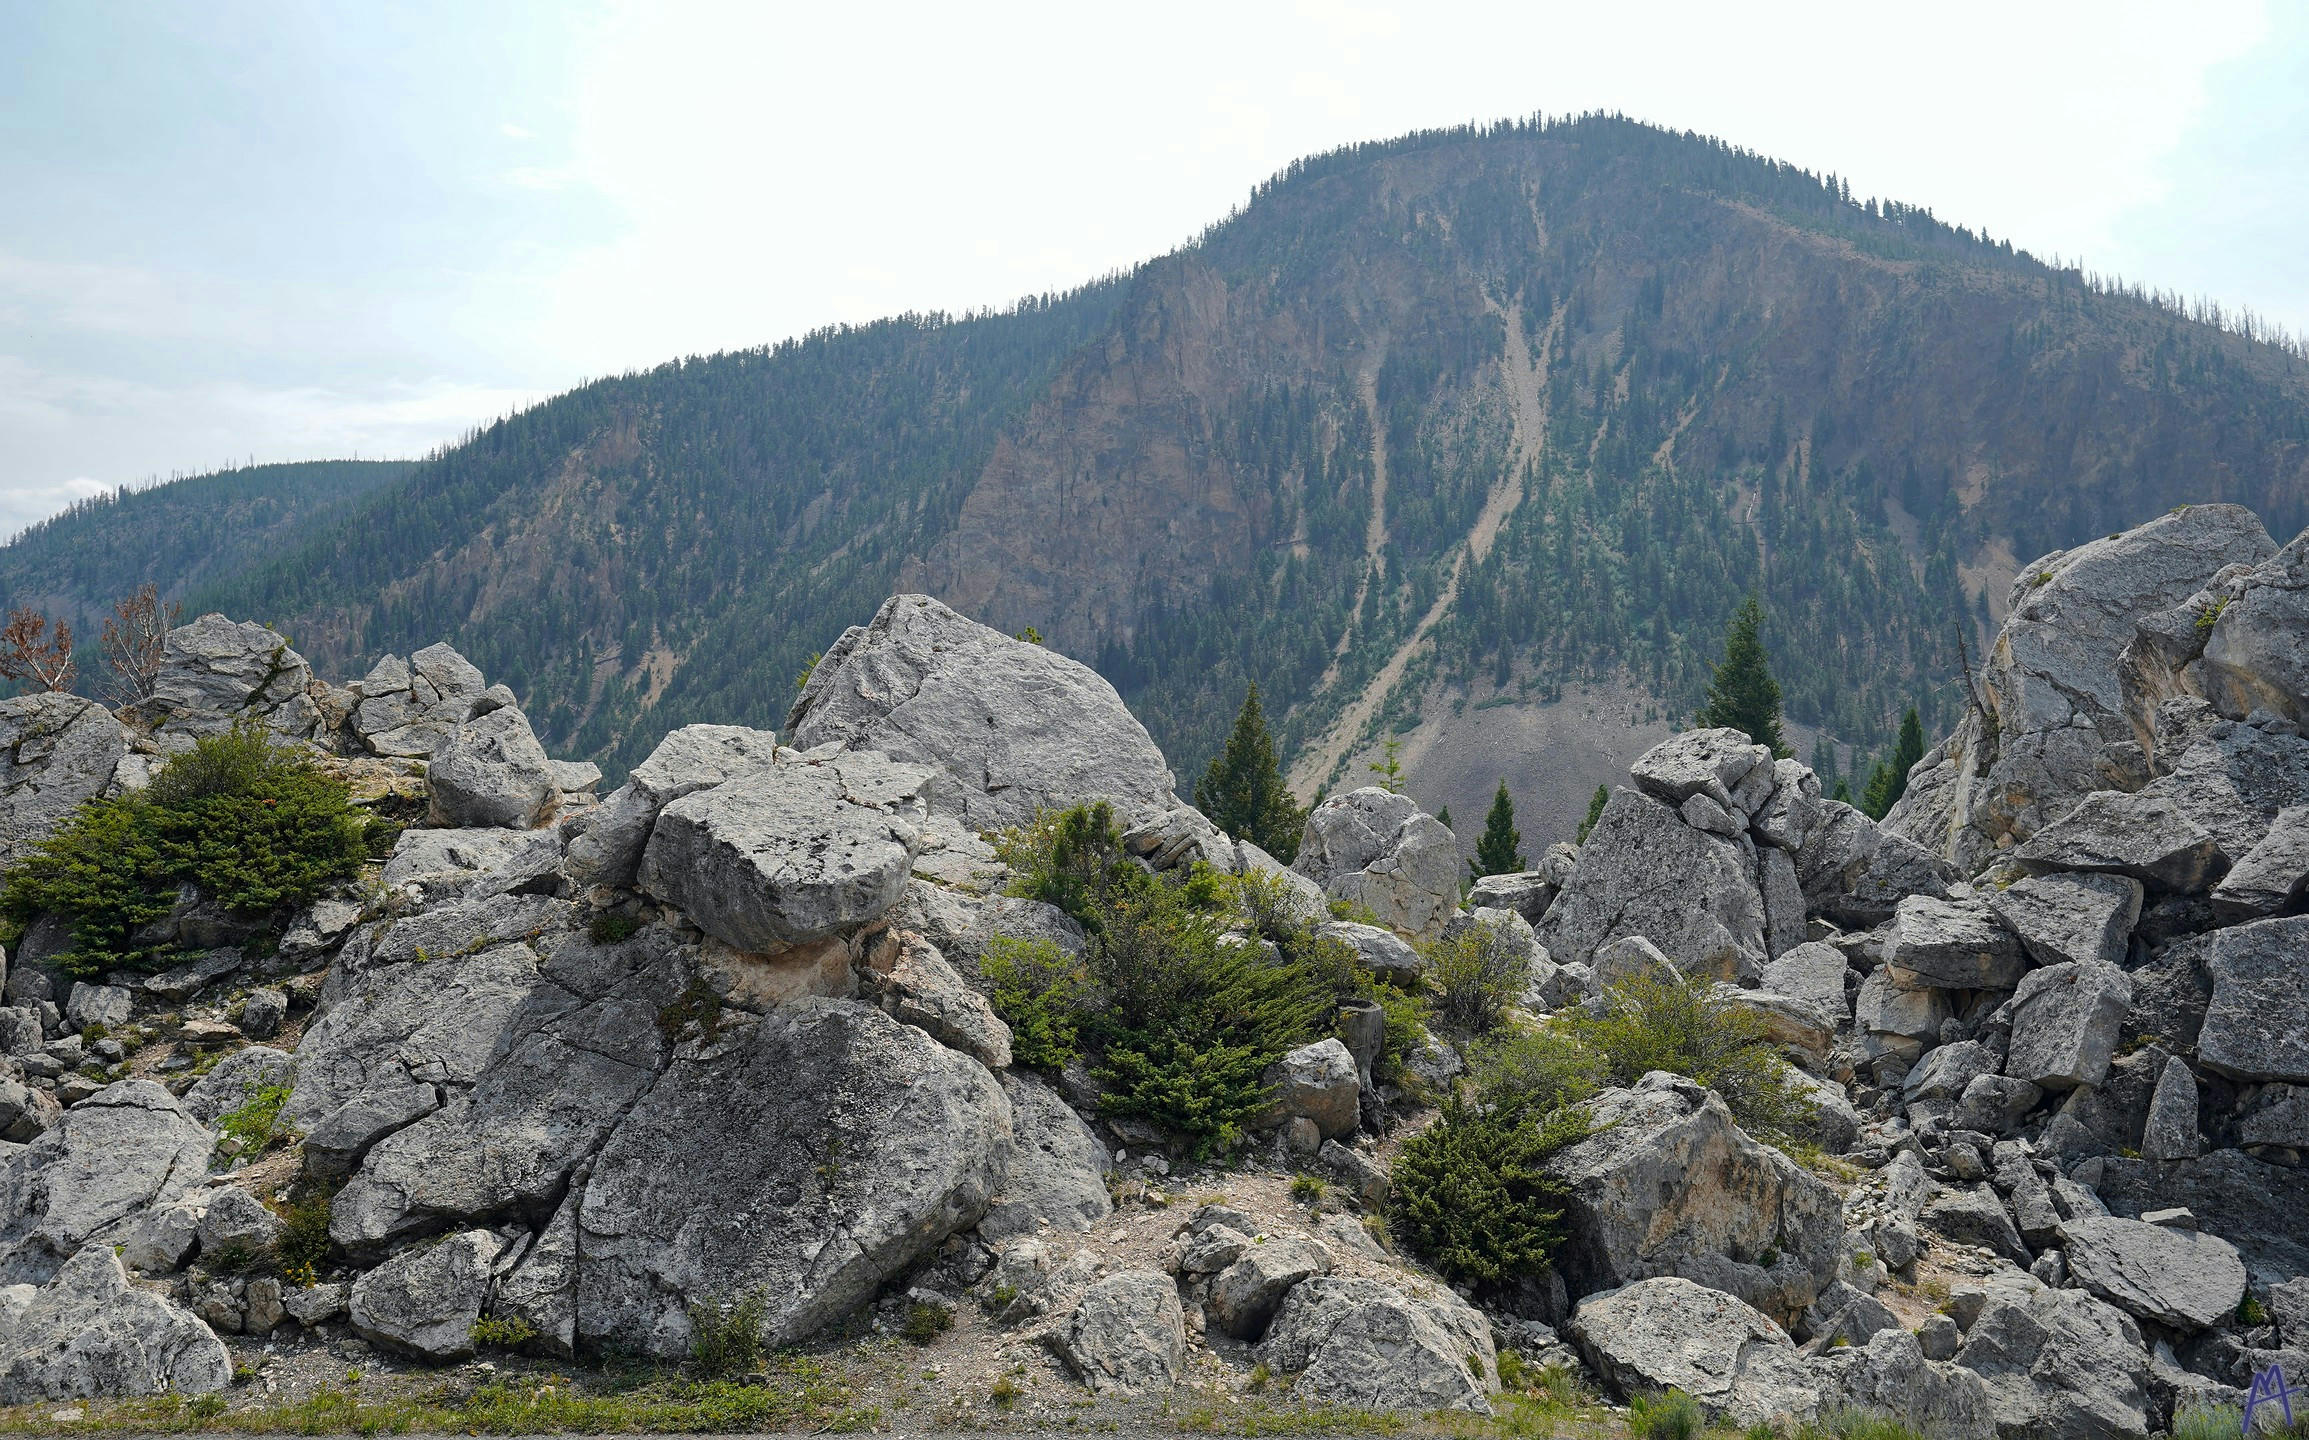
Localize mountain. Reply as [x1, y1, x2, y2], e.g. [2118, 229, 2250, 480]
[0, 459, 413, 634]
[39, 116, 2309, 837]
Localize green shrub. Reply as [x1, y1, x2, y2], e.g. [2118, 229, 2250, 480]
[3, 721, 367, 975]
[1629, 1388, 1702, 1440]
[1563, 973, 1815, 1140]
[1368, 982, 1428, 1085]
[470, 1313, 539, 1350]
[1390, 1092, 1589, 1288]
[588, 910, 642, 945]
[1466, 1027, 1603, 1114]
[2168, 1405, 2243, 1440]
[995, 801, 1148, 930]
[981, 937, 1092, 1071]
[216, 1084, 293, 1154]
[901, 1301, 954, 1346]
[1791, 1410, 1929, 1440]
[275, 1191, 332, 1286]
[1421, 916, 1535, 1036]
[688, 1290, 769, 1377]
[1289, 1173, 1326, 1204]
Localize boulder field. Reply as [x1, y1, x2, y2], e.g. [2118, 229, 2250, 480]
[0, 504, 2306, 1432]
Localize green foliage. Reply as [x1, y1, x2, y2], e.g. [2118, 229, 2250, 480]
[588, 910, 643, 945]
[1290, 1173, 1327, 1204]
[1391, 1090, 1589, 1288]
[1467, 1028, 1604, 1115]
[1, 722, 366, 975]
[1196, 684, 1306, 864]
[2168, 1405, 2243, 1440]
[901, 1301, 954, 1346]
[1859, 706, 1927, 820]
[215, 1084, 293, 1155]
[1576, 785, 1609, 844]
[688, 1290, 769, 1378]
[1791, 1410, 1931, 1440]
[469, 1313, 539, 1350]
[2239, 1292, 2270, 1326]
[275, 1191, 332, 1287]
[1695, 596, 1788, 756]
[1367, 734, 1405, 793]
[981, 937, 1092, 1071]
[1369, 982, 1428, 1085]
[1469, 781, 1525, 879]
[1563, 974, 1817, 1141]
[1421, 916, 1535, 1037]
[1629, 1389, 1703, 1440]
[995, 800, 1146, 932]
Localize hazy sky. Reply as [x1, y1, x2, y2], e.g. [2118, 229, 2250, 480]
[3, 1, 2303, 536]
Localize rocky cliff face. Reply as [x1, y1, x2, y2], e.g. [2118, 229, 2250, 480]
[3, 505, 2308, 1427]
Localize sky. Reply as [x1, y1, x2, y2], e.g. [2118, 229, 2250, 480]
[2, 0, 2304, 537]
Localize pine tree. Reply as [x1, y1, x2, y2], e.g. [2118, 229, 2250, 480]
[1193, 683, 1305, 863]
[1576, 784, 1610, 843]
[1860, 760, 1897, 819]
[1368, 734, 1405, 793]
[1470, 781, 1526, 878]
[1695, 595, 1789, 756]
[1435, 805, 1453, 830]
[1859, 706, 1928, 820]
[1831, 776, 1853, 805]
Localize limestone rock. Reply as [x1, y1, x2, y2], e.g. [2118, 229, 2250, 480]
[1544, 1073, 1840, 1318]
[1885, 895, 2025, 991]
[352, 643, 490, 757]
[1569, 1276, 1818, 1424]
[2059, 1216, 2245, 1331]
[861, 932, 1010, 1069]
[2209, 805, 2309, 921]
[576, 998, 1009, 1356]
[1760, 941, 1851, 1021]
[2199, 526, 2309, 725]
[63, 982, 131, 1031]
[148, 614, 322, 743]
[1465, 870, 1560, 924]
[2006, 962, 2132, 1090]
[637, 751, 930, 952]
[179, 1046, 295, 1125]
[1629, 728, 1773, 810]
[0, 693, 126, 866]
[2015, 790, 2225, 894]
[1951, 1272, 2151, 1440]
[1258, 1039, 1360, 1141]
[1856, 968, 1952, 1058]
[563, 723, 782, 889]
[2195, 916, 2309, 1083]
[2140, 1057, 2200, 1162]
[1922, 1183, 2030, 1264]
[425, 705, 559, 829]
[347, 1229, 505, 1360]
[0, 1080, 211, 1285]
[1540, 789, 1767, 981]
[1051, 1270, 1184, 1395]
[195, 1187, 282, 1257]
[1207, 1237, 1332, 1340]
[1316, 920, 1422, 985]
[979, 1071, 1109, 1241]
[1807, 1328, 1995, 1440]
[1985, 872, 2143, 970]
[1260, 1275, 1494, 1413]
[1294, 788, 1462, 940]
[380, 826, 532, 905]
[787, 595, 1177, 829]
[0, 1244, 228, 1402]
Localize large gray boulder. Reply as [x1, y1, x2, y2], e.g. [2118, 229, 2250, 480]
[1207, 1236, 1332, 1340]
[860, 932, 1010, 1069]
[0, 693, 126, 865]
[326, 925, 691, 1252]
[1293, 788, 1462, 940]
[0, 1244, 229, 1402]
[147, 613, 323, 743]
[1985, 872, 2143, 969]
[2197, 525, 2309, 725]
[1630, 729, 1776, 811]
[425, 704, 560, 829]
[0, 1080, 212, 1285]
[2014, 790, 2226, 893]
[1258, 1038, 1360, 1141]
[979, 1071, 1110, 1242]
[1568, 1276, 1818, 1424]
[2059, 1216, 2245, 1331]
[1050, 1270, 1184, 1396]
[575, 998, 1009, 1356]
[2006, 962, 2132, 1090]
[352, 643, 490, 757]
[1885, 894, 2025, 990]
[1808, 1328, 1995, 1440]
[379, 826, 534, 905]
[637, 751, 929, 953]
[347, 1228, 504, 1361]
[1951, 1271, 2152, 1440]
[2097, 1150, 2309, 1288]
[1856, 967, 1953, 1060]
[1760, 942, 1851, 1021]
[1889, 504, 2276, 873]
[1317, 920, 1422, 985]
[2210, 805, 2309, 920]
[2139, 1056, 2200, 1162]
[2195, 916, 2309, 1083]
[563, 723, 781, 889]
[1542, 1073, 1840, 1319]
[787, 594, 1177, 829]
[1539, 788, 1767, 980]
[1259, 1275, 1494, 1414]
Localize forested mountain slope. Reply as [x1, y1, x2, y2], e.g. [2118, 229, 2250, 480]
[0, 460, 413, 633]
[91, 117, 2309, 819]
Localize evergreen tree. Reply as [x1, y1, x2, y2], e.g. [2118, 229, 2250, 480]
[1831, 776, 1853, 805]
[1470, 781, 1526, 878]
[1368, 734, 1405, 793]
[1436, 805, 1453, 830]
[1576, 784, 1610, 843]
[1859, 760, 1897, 819]
[1810, 734, 1838, 785]
[1695, 595, 1789, 756]
[1193, 683, 1305, 863]
[1859, 706, 1928, 820]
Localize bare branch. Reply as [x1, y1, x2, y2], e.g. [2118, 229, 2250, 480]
[0, 608, 76, 693]
[99, 583, 177, 708]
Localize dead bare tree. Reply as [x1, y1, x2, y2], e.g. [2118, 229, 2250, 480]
[99, 583, 177, 708]
[0, 608, 75, 693]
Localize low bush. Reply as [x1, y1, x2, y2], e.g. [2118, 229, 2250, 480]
[215, 1083, 293, 1155]
[274, 1189, 333, 1286]
[1791, 1410, 1929, 1440]
[1421, 917, 1534, 1037]
[688, 1290, 769, 1378]
[901, 1301, 954, 1346]
[469, 1312, 539, 1350]
[2, 721, 367, 976]
[1629, 1388, 1702, 1440]
[981, 936, 1093, 1071]
[1561, 973, 1815, 1140]
[1390, 1089, 1589, 1288]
